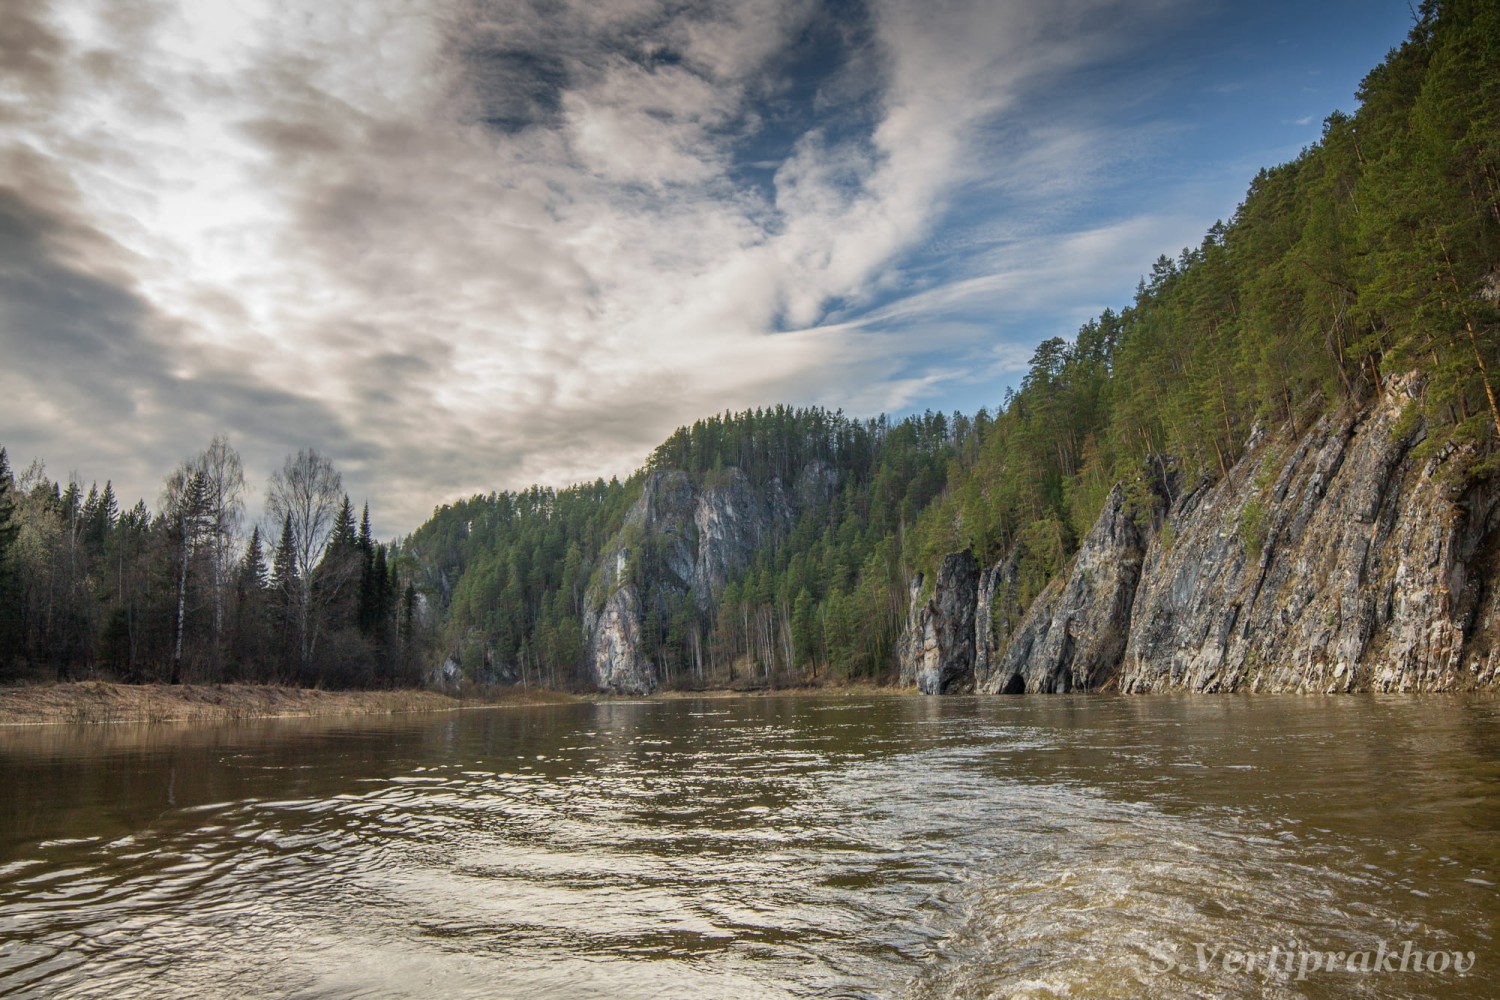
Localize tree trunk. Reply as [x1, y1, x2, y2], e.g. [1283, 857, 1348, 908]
[172, 527, 189, 685]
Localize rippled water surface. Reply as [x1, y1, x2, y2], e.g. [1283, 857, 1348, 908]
[2, 695, 1498, 998]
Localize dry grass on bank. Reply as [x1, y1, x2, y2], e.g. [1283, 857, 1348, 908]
[0, 681, 574, 727]
[0, 678, 903, 727]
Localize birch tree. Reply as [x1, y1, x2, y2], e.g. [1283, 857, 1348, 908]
[162, 469, 208, 684]
[198, 435, 245, 649]
[265, 449, 342, 672]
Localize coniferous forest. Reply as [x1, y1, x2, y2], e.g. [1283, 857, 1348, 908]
[0, 441, 428, 688]
[2, 0, 1497, 690]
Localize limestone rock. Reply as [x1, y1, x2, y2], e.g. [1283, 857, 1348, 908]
[582, 463, 838, 694]
[981, 483, 1156, 694]
[898, 551, 979, 694]
[899, 379, 1500, 695]
[1121, 383, 1493, 693]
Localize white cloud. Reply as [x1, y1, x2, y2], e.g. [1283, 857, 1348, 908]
[0, 0, 1199, 534]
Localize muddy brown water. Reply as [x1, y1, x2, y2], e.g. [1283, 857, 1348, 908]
[1, 695, 1497, 998]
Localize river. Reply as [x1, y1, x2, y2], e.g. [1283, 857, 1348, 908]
[1, 695, 1496, 998]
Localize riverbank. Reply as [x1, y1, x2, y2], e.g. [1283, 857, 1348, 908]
[0, 681, 575, 727]
[0, 680, 906, 726]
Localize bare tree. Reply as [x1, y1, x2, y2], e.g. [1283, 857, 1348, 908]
[198, 435, 245, 647]
[162, 468, 208, 684]
[265, 449, 342, 669]
[162, 435, 246, 679]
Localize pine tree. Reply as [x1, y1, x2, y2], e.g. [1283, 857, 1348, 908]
[272, 515, 296, 592]
[229, 525, 270, 680]
[271, 514, 298, 679]
[329, 495, 357, 555]
[370, 544, 393, 680]
[88, 481, 118, 550]
[791, 588, 818, 676]
[399, 581, 418, 658]
[242, 525, 268, 592]
[317, 494, 361, 632]
[357, 503, 378, 639]
[358, 503, 373, 556]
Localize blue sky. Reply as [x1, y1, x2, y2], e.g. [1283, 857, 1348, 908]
[0, 0, 1417, 533]
[861, 0, 1417, 418]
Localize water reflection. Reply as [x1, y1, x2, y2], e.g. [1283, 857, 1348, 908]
[1, 695, 1497, 998]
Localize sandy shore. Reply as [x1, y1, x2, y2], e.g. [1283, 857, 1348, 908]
[0, 681, 577, 727]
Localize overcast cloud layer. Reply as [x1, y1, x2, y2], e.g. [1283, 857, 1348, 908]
[0, 0, 1413, 534]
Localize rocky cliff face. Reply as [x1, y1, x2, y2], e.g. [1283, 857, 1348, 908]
[901, 383, 1500, 694]
[586, 569, 647, 694]
[978, 483, 1159, 694]
[972, 556, 1016, 690]
[582, 463, 837, 694]
[898, 551, 979, 694]
[1122, 383, 1499, 692]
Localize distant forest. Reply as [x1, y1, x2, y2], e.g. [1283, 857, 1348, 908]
[0, 441, 430, 687]
[2, 0, 1496, 689]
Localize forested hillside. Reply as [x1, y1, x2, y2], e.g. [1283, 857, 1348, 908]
[400, 406, 961, 688]
[910, 0, 1500, 602]
[2, 0, 1495, 692]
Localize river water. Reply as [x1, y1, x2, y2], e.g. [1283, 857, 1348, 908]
[1, 695, 1496, 998]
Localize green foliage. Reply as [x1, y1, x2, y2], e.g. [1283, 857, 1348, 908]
[400, 476, 637, 687]
[1238, 498, 1268, 559]
[398, 407, 959, 687]
[904, 0, 1500, 625]
[0, 449, 19, 673]
[0, 440, 423, 688]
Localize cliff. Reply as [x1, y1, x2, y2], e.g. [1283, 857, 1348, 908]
[582, 463, 837, 694]
[977, 480, 1162, 694]
[898, 550, 979, 693]
[902, 383, 1500, 694]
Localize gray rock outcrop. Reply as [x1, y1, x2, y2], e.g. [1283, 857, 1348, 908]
[981, 483, 1159, 694]
[898, 551, 979, 693]
[972, 555, 1018, 690]
[901, 381, 1500, 695]
[1121, 383, 1498, 692]
[582, 463, 838, 694]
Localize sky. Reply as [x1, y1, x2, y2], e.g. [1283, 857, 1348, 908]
[0, 0, 1417, 537]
